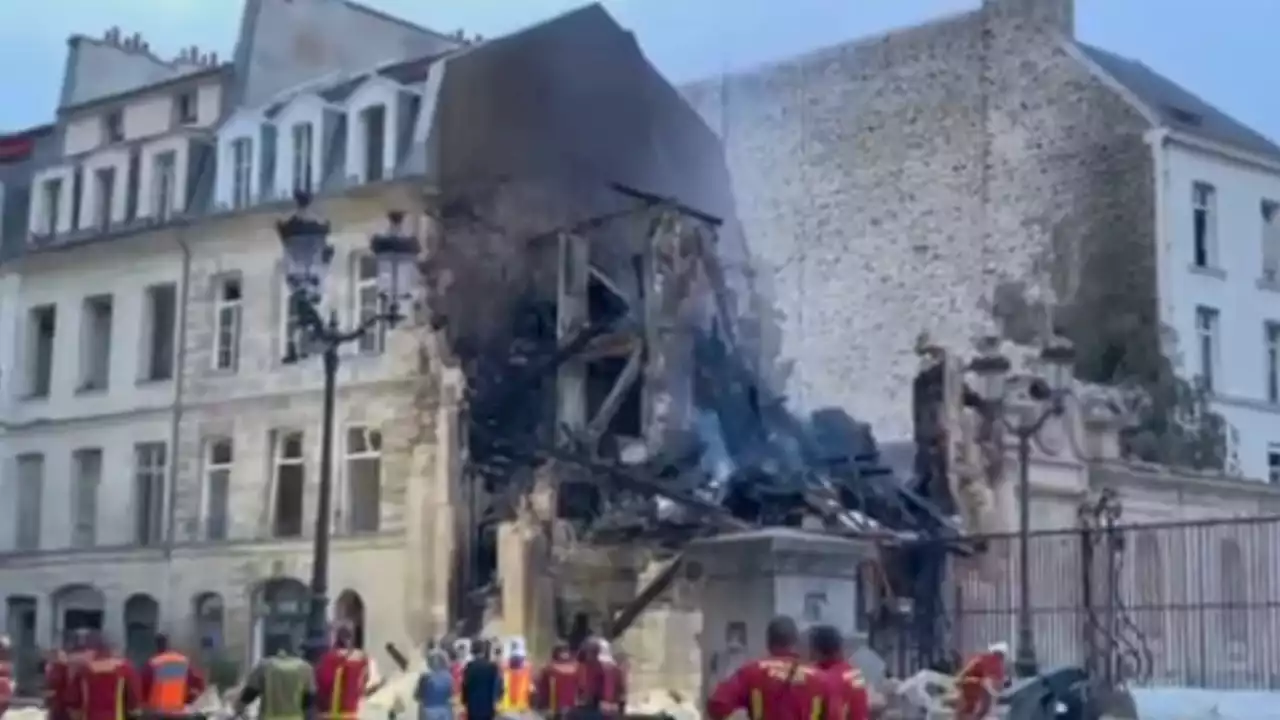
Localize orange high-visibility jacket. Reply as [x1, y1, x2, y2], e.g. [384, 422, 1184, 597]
[141, 650, 204, 715]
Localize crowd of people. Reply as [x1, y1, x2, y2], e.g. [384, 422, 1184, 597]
[415, 634, 626, 720]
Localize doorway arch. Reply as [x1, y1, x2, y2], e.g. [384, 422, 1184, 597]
[50, 584, 105, 646]
[254, 577, 308, 660]
[124, 593, 160, 667]
[334, 590, 366, 649]
[192, 592, 225, 665]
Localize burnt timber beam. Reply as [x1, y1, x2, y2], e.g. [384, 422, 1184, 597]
[556, 231, 591, 441]
[580, 330, 640, 361]
[583, 346, 644, 449]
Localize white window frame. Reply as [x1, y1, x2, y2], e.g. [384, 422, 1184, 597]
[1268, 322, 1280, 404]
[14, 453, 44, 551]
[231, 137, 254, 209]
[71, 447, 102, 548]
[41, 177, 62, 234]
[133, 442, 167, 546]
[271, 430, 306, 538]
[1192, 182, 1217, 269]
[353, 253, 384, 354]
[1195, 306, 1219, 392]
[213, 275, 242, 372]
[291, 122, 314, 193]
[152, 150, 177, 221]
[202, 438, 233, 541]
[342, 425, 383, 534]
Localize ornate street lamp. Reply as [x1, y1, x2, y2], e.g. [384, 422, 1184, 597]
[969, 330, 1076, 679]
[276, 191, 420, 661]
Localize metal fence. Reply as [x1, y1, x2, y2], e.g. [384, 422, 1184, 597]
[890, 509, 1280, 690]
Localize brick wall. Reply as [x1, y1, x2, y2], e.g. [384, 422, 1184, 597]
[681, 2, 1157, 441]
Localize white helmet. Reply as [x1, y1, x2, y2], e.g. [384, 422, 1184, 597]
[508, 635, 527, 659]
[988, 641, 1009, 655]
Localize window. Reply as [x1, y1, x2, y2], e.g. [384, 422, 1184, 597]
[175, 92, 198, 126]
[1268, 322, 1280, 404]
[291, 122, 314, 193]
[272, 431, 305, 538]
[25, 305, 56, 398]
[141, 283, 177, 381]
[14, 453, 44, 551]
[103, 110, 124, 144]
[1263, 201, 1280, 282]
[354, 254, 384, 354]
[1269, 445, 1280, 484]
[281, 280, 306, 364]
[344, 426, 382, 533]
[71, 448, 102, 548]
[40, 177, 62, 234]
[92, 167, 115, 228]
[213, 275, 242, 371]
[133, 443, 167, 546]
[151, 151, 176, 221]
[231, 137, 254, 209]
[78, 295, 113, 392]
[1192, 182, 1216, 268]
[203, 439, 233, 541]
[361, 104, 386, 182]
[1195, 306, 1219, 392]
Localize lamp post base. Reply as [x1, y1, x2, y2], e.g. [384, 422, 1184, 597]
[1014, 633, 1039, 679]
[304, 593, 330, 664]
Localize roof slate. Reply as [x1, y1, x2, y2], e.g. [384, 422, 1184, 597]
[1077, 42, 1280, 162]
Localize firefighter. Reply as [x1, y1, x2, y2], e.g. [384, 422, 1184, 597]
[955, 641, 1008, 720]
[45, 630, 92, 720]
[451, 638, 473, 720]
[497, 637, 531, 716]
[807, 625, 868, 720]
[235, 642, 315, 720]
[65, 637, 141, 720]
[534, 642, 578, 720]
[706, 615, 838, 720]
[314, 625, 371, 720]
[0, 635, 13, 720]
[573, 637, 624, 720]
[141, 633, 206, 717]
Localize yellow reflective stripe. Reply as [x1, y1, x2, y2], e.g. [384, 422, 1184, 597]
[331, 665, 346, 717]
[749, 688, 763, 720]
[115, 675, 125, 720]
[810, 697, 822, 720]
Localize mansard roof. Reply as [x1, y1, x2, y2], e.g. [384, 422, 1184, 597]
[1078, 42, 1280, 162]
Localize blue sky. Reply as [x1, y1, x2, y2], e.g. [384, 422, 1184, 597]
[1, 0, 1277, 140]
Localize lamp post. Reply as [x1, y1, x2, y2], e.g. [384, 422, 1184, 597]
[969, 331, 1076, 679]
[276, 191, 420, 661]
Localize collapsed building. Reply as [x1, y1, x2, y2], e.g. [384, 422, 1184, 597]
[407, 4, 975, 696]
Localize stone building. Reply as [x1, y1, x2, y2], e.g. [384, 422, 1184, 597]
[0, 0, 738, 686]
[681, 0, 1280, 481]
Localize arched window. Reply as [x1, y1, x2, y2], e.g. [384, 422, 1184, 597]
[255, 578, 308, 659]
[193, 592, 225, 662]
[50, 584, 105, 646]
[1135, 532, 1164, 641]
[1220, 538, 1248, 645]
[124, 594, 161, 668]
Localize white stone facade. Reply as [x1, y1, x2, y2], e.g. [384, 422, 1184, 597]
[1152, 131, 1280, 481]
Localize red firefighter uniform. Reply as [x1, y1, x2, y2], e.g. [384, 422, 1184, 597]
[0, 641, 13, 718]
[956, 645, 1007, 720]
[575, 656, 625, 717]
[67, 653, 141, 720]
[140, 649, 205, 716]
[815, 660, 868, 720]
[450, 660, 468, 720]
[706, 654, 837, 720]
[314, 647, 370, 720]
[535, 653, 579, 717]
[44, 650, 72, 720]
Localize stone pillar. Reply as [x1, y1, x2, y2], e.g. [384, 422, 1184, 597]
[686, 528, 875, 701]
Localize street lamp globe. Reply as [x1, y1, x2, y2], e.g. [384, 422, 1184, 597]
[970, 334, 1012, 403]
[368, 210, 421, 326]
[277, 191, 334, 297]
[1040, 332, 1076, 393]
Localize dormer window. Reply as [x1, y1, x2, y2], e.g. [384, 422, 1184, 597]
[360, 104, 386, 183]
[40, 177, 62, 234]
[93, 167, 116, 228]
[175, 91, 198, 126]
[291, 122, 314, 193]
[103, 110, 124, 144]
[230, 137, 254, 209]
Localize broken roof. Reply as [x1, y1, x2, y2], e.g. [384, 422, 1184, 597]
[1079, 42, 1280, 162]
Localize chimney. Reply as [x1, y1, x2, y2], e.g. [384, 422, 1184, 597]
[982, 0, 1074, 36]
